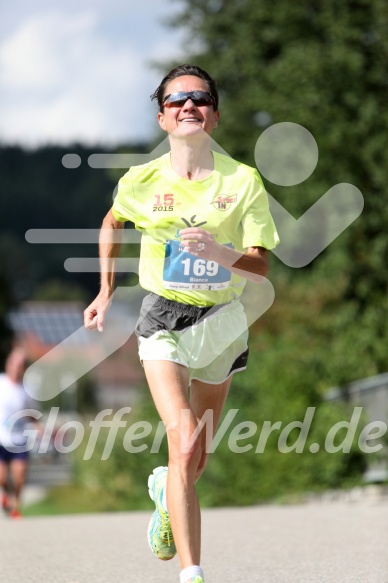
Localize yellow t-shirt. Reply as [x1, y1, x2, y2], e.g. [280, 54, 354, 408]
[112, 151, 279, 306]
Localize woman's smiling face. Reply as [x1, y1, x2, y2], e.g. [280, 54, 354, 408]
[157, 75, 219, 138]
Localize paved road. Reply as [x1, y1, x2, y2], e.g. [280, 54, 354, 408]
[1, 502, 387, 583]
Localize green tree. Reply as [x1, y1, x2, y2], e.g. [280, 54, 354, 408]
[0, 144, 150, 300]
[164, 0, 388, 374]
[147, 0, 387, 496]
[0, 263, 14, 367]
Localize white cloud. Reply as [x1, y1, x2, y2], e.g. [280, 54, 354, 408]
[0, 12, 97, 91]
[0, 3, 186, 145]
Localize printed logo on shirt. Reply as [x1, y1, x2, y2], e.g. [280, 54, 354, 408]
[180, 215, 208, 228]
[175, 216, 219, 240]
[153, 193, 175, 212]
[211, 193, 237, 211]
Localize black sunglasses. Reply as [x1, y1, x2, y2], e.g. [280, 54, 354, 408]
[161, 91, 217, 111]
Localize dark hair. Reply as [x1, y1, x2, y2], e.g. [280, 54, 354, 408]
[150, 64, 219, 111]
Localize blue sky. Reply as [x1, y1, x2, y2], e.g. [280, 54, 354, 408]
[0, 0, 187, 146]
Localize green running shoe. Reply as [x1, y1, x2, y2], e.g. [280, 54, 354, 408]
[147, 466, 176, 560]
[187, 578, 205, 583]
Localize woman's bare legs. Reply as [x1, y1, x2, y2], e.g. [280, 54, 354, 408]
[0, 458, 28, 514]
[9, 459, 28, 512]
[0, 461, 9, 508]
[143, 360, 231, 570]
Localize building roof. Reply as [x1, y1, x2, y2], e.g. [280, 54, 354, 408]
[7, 301, 90, 346]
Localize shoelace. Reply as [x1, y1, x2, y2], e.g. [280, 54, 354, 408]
[159, 512, 173, 546]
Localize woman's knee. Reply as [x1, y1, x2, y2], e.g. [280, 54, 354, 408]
[0, 463, 8, 488]
[167, 424, 203, 474]
[194, 451, 209, 482]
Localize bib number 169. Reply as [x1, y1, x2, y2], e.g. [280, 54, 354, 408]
[181, 258, 219, 277]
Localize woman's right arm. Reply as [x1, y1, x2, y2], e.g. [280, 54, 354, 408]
[84, 208, 125, 331]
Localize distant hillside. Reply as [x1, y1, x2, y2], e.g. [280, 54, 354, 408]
[0, 143, 149, 301]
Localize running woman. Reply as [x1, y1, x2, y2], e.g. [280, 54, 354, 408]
[84, 64, 279, 583]
[0, 347, 41, 518]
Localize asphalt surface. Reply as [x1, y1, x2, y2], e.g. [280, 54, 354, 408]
[1, 502, 387, 583]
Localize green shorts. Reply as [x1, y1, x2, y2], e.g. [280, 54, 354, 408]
[135, 293, 249, 384]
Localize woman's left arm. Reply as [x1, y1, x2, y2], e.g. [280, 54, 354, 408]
[180, 227, 268, 282]
[220, 245, 268, 279]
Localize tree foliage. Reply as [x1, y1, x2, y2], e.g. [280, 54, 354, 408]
[0, 265, 14, 367]
[163, 0, 388, 373]
[0, 144, 145, 301]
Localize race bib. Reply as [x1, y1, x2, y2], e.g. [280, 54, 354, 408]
[163, 239, 232, 291]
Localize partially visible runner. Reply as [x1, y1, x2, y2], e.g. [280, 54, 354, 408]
[0, 347, 41, 518]
[84, 64, 279, 583]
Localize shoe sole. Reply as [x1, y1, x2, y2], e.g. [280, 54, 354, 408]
[146, 515, 175, 561]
